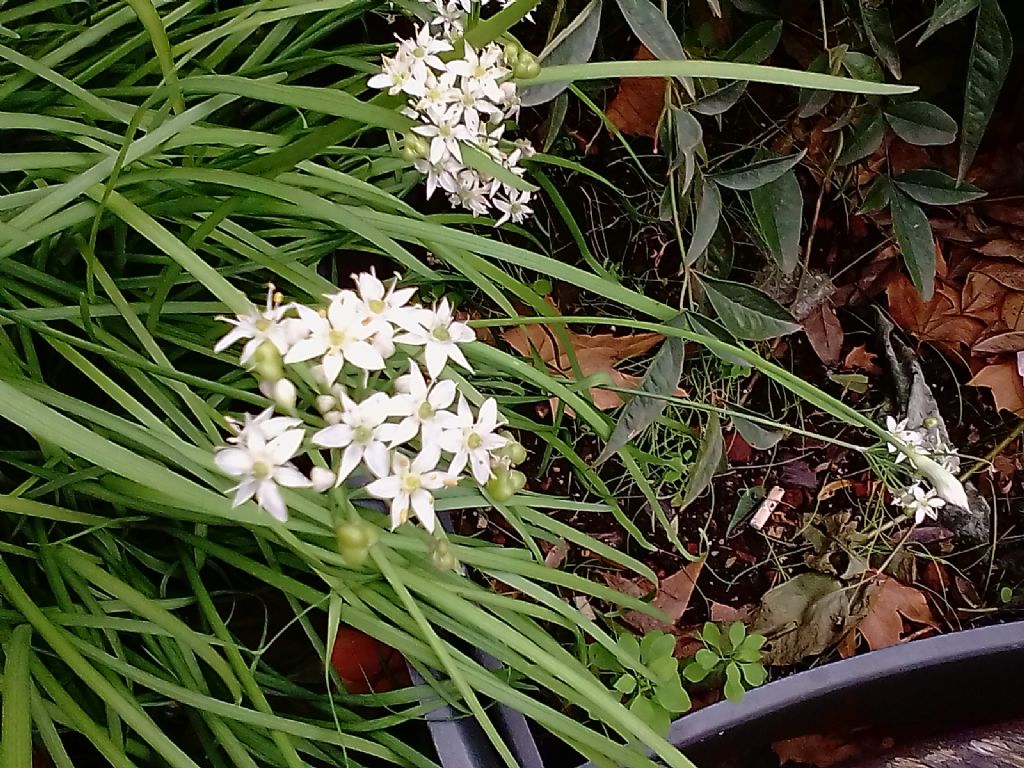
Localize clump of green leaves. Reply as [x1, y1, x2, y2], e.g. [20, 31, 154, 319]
[589, 631, 692, 737]
[683, 622, 767, 703]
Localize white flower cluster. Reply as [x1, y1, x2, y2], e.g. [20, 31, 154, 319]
[212, 274, 526, 532]
[368, 14, 537, 224]
[884, 416, 965, 525]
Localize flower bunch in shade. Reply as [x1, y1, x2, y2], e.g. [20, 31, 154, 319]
[369, 10, 539, 224]
[882, 416, 967, 525]
[212, 273, 528, 540]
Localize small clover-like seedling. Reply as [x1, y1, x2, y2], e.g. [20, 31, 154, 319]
[588, 631, 691, 737]
[683, 621, 767, 704]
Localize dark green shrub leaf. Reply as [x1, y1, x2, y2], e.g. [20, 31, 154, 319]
[686, 314, 748, 368]
[686, 178, 721, 265]
[798, 54, 832, 118]
[520, 0, 602, 106]
[858, 0, 901, 79]
[959, 0, 1012, 179]
[691, 80, 747, 116]
[893, 169, 986, 205]
[680, 411, 724, 510]
[890, 187, 937, 299]
[860, 174, 892, 212]
[750, 167, 802, 274]
[724, 661, 745, 702]
[671, 107, 703, 192]
[732, 415, 783, 450]
[711, 151, 805, 191]
[726, 485, 765, 537]
[919, 0, 980, 45]
[724, 20, 782, 63]
[614, 0, 683, 61]
[884, 101, 958, 146]
[838, 108, 885, 164]
[840, 51, 883, 83]
[699, 276, 801, 341]
[595, 314, 686, 464]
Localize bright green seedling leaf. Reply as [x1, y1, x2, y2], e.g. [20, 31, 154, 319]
[649, 656, 678, 681]
[741, 662, 767, 686]
[683, 661, 710, 683]
[617, 634, 642, 659]
[919, 0, 980, 44]
[893, 169, 986, 206]
[686, 178, 721, 265]
[726, 485, 765, 537]
[614, 674, 638, 694]
[701, 622, 722, 649]
[641, 631, 677, 663]
[960, 0, 1012, 179]
[590, 642, 623, 672]
[838, 108, 885, 165]
[654, 676, 691, 713]
[890, 187, 937, 299]
[711, 150, 805, 191]
[699, 276, 801, 341]
[732, 415, 784, 450]
[520, 0, 602, 106]
[680, 411, 723, 510]
[724, 661, 745, 702]
[884, 101, 958, 146]
[858, 0, 901, 79]
[750, 167, 802, 274]
[727, 621, 746, 651]
[595, 314, 686, 464]
[690, 80, 747, 116]
[860, 174, 892, 212]
[725, 20, 782, 63]
[695, 648, 720, 670]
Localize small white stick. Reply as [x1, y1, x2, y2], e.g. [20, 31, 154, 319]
[750, 485, 785, 531]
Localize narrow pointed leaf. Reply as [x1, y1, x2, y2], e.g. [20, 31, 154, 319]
[838, 108, 885, 165]
[614, 0, 683, 61]
[858, 0, 901, 79]
[690, 80, 747, 115]
[750, 167, 802, 274]
[919, 0, 980, 44]
[699, 276, 801, 340]
[686, 179, 721, 265]
[893, 169, 986, 205]
[890, 187, 937, 299]
[712, 151, 804, 191]
[681, 412, 723, 510]
[959, 0, 1012, 179]
[884, 101, 958, 146]
[520, 0, 602, 106]
[725, 20, 782, 64]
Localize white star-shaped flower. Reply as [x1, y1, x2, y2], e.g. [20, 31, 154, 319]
[395, 297, 475, 377]
[895, 483, 946, 525]
[215, 412, 310, 522]
[214, 285, 299, 365]
[366, 451, 455, 531]
[283, 294, 385, 385]
[313, 392, 394, 482]
[388, 361, 458, 454]
[438, 396, 507, 484]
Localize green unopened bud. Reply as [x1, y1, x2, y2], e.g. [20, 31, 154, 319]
[503, 42, 522, 66]
[514, 52, 540, 80]
[401, 133, 430, 161]
[486, 466, 516, 502]
[507, 441, 528, 466]
[432, 539, 458, 571]
[508, 469, 527, 493]
[253, 342, 284, 381]
[336, 522, 379, 566]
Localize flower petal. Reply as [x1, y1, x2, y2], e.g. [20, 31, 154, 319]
[410, 489, 436, 532]
[313, 423, 353, 448]
[256, 481, 288, 522]
[215, 448, 253, 477]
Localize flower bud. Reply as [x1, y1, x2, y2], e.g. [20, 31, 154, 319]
[432, 539, 458, 571]
[310, 466, 336, 492]
[253, 342, 284, 381]
[912, 453, 969, 509]
[310, 364, 328, 388]
[503, 42, 521, 66]
[271, 378, 297, 411]
[315, 394, 337, 414]
[402, 133, 430, 161]
[324, 410, 343, 425]
[514, 52, 540, 80]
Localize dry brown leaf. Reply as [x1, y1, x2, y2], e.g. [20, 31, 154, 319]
[803, 300, 843, 365]
[886, 273, 985, 348]
[606, 45, 664, 139]
[849, 574, 936, 653]
[603, 561, 704, 633]
[710, 601, 752, 623]
[969, 361, 1024, 415]
[842, 345, 881, 375]
[501, 302, 668, 411]
[972, 328, 1024, 354]
[772, 733, 865, 768]
[976, 238, 1024, 261]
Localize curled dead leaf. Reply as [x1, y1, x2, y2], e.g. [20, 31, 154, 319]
[969, 361, 1024, 415]
[603, 561, 704, 634]
[845, 573, 937, 654]
[606, 45, 665, 139]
